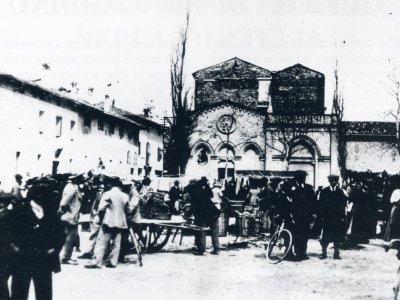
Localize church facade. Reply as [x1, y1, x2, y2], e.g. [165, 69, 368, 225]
[185, 58, 399, 187]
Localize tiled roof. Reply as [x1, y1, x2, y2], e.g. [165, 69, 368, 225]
[193, 57, 272, 80]
[275, 63, 324, 77]
[0, 74, 145, 129]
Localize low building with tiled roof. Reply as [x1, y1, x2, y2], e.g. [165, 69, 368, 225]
[0, 74, 164, 185]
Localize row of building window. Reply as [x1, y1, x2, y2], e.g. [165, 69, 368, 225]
[38, 110, 139, 145]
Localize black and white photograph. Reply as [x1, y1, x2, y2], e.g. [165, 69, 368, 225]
[1, 0, 400, 299]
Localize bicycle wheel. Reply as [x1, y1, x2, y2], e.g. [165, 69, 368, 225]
[266, 229, 293, 264]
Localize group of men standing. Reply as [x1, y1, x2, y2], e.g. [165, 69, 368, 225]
[259, 171, 348, 261]
[0, 172, 150, 299]
[58, 174, 146, 269]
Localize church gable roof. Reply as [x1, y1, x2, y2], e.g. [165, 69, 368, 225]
[275, 63, 324, 78]
[193, 57, 272, 80]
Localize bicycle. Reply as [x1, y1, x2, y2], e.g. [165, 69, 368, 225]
[266, 214, 294, 264]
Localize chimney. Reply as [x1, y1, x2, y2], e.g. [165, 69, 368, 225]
[104, 95, 111, 112]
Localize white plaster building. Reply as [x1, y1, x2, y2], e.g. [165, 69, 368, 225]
[0, 74, 163, 189]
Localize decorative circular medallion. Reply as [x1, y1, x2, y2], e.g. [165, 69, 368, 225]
[217, 114, 236, 135]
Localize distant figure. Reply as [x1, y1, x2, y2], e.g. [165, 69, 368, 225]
[78, 178, 105, 260]
[384, 188, 400, 248]
[211, 181, 223, 210]
[318, 175, 347, 260]
[348, 181, 369, 245]
[11, 174, 23, 204]
[58, 175, 83, 265]
[168, 180, 182, 214]
[223, 178, 236, 200]
[85, 178, 130, 268]
[128, 181, 142, 224]
[10, 183, 65, 300]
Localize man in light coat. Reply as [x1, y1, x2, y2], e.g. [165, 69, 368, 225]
[58, 175, 82, 265]
[85, 178, 131, 268]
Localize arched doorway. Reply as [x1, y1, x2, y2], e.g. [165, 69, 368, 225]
[287, 138, 319, 187]
[217, 144, 235, 179]
[186, 142, 214, 177]
[240, 144, 263, 170]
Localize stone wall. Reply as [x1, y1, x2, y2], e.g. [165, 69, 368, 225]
[346, 140, 399, 174]
[270, 64, 325, 115]
[194, 79, 258, 110]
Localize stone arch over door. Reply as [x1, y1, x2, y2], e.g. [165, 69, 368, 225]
[186, 141, 215, 177]
[237, 142, 263, 171]
[288, 136, 320, 187]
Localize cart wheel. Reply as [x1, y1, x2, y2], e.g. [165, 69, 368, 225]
[266, 229, 293, 264]
[137, 225, 172, 253]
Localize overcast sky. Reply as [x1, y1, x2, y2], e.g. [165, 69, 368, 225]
[0, 0, 400, 121]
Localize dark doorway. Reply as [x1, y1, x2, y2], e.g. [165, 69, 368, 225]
[218, 168, 235, 180]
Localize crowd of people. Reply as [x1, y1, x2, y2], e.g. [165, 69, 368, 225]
[0, 173, 155, 299]
[1, 169, 400, 299]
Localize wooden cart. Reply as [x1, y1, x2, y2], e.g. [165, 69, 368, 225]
[130, 215, 209, 254]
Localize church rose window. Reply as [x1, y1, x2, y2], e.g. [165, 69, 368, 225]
[217, 114, 236, 135]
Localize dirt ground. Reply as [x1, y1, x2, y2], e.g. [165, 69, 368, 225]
[30, 232, 399, 300]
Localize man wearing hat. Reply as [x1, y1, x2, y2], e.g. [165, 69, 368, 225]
[0, 192, 14, 299]
[168, 180, 182, 215]
[291, 170, 317, 261]
[9, 184, 65, 300]
[85, 178, 131, 268]
[318, 174, 347, 259]
[58, 174, 83, 265]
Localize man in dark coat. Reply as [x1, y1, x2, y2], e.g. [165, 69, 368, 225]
[0, 193, 14, 300]
[384, 188, 400, 248]
[9, 183, 65, 300]
[184, 178, 220, 255]
[168, 180, 182, 215]
[319, 175, 347, 259]
[291, 171, 317, 261]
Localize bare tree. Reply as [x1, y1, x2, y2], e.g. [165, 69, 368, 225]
[264, 113, 317, 170]
[332, 60, 346, 176]
[382, 60, 400, 154]
[164, 12, 192, 175]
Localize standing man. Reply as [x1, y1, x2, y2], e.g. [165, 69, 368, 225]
[10, 183, 65, 300]
[291, 171, 317, 261]
[184, 178, 220, 255]
[319, 174, 347, 260]
[78, 178, 105, 260]
[58, 174, 82, 265]
[0, 192, 14, 300]
[168, 180, 182, 215]
[85, 178, 130, 268]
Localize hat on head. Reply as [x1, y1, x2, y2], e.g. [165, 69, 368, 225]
[213, 181, 221, 187]
[328, 174, 339, 180]
[120, 178, 133, 186]
[294, 170, 307, 180]
[199, 176, 208, 183]
[0, 192, 14, 203]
